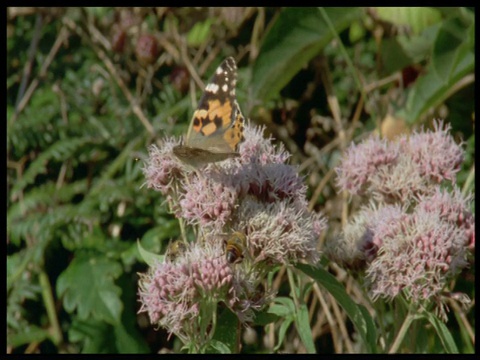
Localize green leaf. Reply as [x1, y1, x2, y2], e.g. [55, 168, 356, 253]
[358, 303, 378, 353]
[431, 16, 474, 83]
[270, 297, 296, 317]
[137, 239, 164, 267]
[69, 319, 116, 353]
[269, 297, 296, 351]
[252, 7, 362, 102]
[295, 303, 316, 353]
[10, 137, 94, 198]
[56, 253, 123, 325]
[423, 312, 459, 353]
[113, 322, 150, 354]
[397, 12, 474, 124]
[211, 307, 238, 353]
[187, 19, 214, 47]
[141, 223, 178, 253]
[69, 316, 149, 353]
[275, 317, 293, 352]
[374, 7, 442, 35]
[296, 263, 377, 353]
[381, 32, 434, 75]
[208, 340, 232, 354]
[7, 325, 51, 348]
[252, 309, 280, 326]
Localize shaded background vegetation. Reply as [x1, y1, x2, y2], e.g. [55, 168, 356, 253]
[7, 7, 474, 353]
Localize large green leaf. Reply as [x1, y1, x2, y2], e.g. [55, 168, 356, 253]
[209, 307, 238, 353]
[397, 12, 474, 124]
[56, 253, 123, 325]
[374, 7, 442, 35]
[252, 7, 362, 102]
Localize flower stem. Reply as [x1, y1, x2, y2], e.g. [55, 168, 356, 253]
[39, 270, 63, 346]
[287, 267, 300, 308]
[388, 310, 416, 353]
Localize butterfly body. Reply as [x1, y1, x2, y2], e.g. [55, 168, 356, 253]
[173, 57, 245, 167]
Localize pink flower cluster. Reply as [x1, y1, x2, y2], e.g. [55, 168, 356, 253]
[138, 241, 235, 340]
[140, 122, 327, 339]
[330, 120, 474, 319]
[335, 120, 464, 204]
[366, 189, 473, 306]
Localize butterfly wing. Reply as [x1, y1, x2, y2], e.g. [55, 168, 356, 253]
[185, 57, 243, 153]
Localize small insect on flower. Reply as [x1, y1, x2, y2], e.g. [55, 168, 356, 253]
[165, 239, 187, 262]
[224, 231, 247, 264]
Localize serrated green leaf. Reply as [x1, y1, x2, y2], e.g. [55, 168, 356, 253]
[10, 137, 93, 198]
[252, 7, 362, 102]
[296, 263, 377, 353]
[56, 253, 123, 325]
[7, 325, 51, 348]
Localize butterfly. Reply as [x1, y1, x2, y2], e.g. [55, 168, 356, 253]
[173, 57, 245, 168]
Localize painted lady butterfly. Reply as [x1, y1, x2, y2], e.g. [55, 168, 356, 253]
[173, 57, 245, 168]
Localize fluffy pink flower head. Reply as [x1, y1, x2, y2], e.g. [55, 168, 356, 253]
[178, 172, 239, 229]
[235, 199, 326, 266]
[401, 120, 464, 183]
[142, 138, 184, 195]
[335, 120, 465, 201]
[368, 154, 432, 204]
[325, 204, 406, 270]
[366, 202, 473, 319]
[238, 124, 291, 165]
[235, 162, 307, 204]
[416, 187, 475, 252]
[335, 135, 400, 195]
[138, 241, 234, 338]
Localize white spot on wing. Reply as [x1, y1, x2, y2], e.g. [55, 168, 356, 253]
[205, 83, 219, 93]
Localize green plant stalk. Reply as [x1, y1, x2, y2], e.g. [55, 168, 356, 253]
[191, 300, 218, 353]
[388, 309, 417, 353]
[39, 270, 63, 346]
[287, 267, 300, 309]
